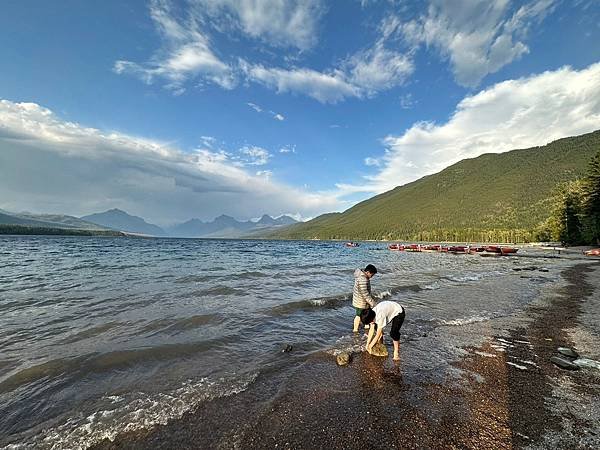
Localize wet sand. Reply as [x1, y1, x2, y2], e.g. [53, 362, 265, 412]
[94, 263, 600, 450]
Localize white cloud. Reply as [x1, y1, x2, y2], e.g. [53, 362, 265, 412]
[239, 145, 272, 165]
[399, 93, 415, 109]
[400, 0, 558, 87]
[256, 170, 273, 179]
[345, 42, 414, 94]
[344, 62, 600, 194]
[194, 0, 324, 50]
[0, 99, 343, 223]
[246, 102, 285, 121]
[279, 145, 296, 154]
[242, 63, 361, 104]
[247, 102, 263, 112]
[200, 135, 217, 148]
[364, 157, 380, 166]
[114, 0, 235, 93]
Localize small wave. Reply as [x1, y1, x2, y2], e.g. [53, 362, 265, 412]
[0, 342, 221, 394]
[327, 334, 366, 356]
[268, 294, 350, 315]
[228, 271, 270, 281]
[175, 274, 219, 284]
[59, 322, 122, 344]
[16, 372, 258, 450]
[376, 290, 391, 300]
[196, 285, 246, 296]
[438, 316, 490, 326]
[162, 314, 219, 334]
[446, 274, 485, 282]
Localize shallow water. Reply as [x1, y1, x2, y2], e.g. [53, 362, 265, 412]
[0, 236, 574, 448]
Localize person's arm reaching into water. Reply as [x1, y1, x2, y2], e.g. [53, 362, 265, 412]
[366, 326, 382, 353]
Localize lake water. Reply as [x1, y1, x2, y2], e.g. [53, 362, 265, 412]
[0, 236, 573, 449]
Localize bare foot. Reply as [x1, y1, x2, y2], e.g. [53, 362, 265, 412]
[353, 329, 359, 333]
[393, 353, 400, 361]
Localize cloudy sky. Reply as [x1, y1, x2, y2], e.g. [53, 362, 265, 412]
[1, 0, 600, 225]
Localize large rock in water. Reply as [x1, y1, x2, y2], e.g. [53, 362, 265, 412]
[573, 358, 600, 370]
[370, 342, 389, 357]
[336, 352, 352, 366]
[557, 347, 579, 359]
[550, 356, 580, 370]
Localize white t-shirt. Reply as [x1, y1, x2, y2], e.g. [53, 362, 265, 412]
[373, 301, 404, 330]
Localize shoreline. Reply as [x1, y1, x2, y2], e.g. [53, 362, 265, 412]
[93, 261, 600, 450]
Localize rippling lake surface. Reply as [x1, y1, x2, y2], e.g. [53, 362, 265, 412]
[0, 236, 572, 448]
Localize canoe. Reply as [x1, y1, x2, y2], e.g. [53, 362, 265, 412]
[585, 248, 600, 256]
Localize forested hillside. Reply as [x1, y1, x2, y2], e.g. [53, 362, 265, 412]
[269, 130, 600, 242]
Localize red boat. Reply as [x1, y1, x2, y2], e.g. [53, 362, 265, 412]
[388, 243, 405, 251]
[500, 247, 518, 255]
[585, 248, 600, 256]
[447, 246, 468, 254]
[468, 246, 486, 254]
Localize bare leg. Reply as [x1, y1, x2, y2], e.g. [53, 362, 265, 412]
[353, 315, 361, 332]
[393, 340, 400, 360]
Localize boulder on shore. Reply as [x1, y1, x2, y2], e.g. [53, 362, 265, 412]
[550, 356, 580, 370]
[557, 347, 579, 359]
[336, 352, 352, 366]
[370, 342, 389, 357]
[573, 358, 600, 370]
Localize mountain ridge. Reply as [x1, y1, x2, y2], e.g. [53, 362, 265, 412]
[265, 130, 600, 242]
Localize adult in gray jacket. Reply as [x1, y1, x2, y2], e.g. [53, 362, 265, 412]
[352, 264, 378, 332]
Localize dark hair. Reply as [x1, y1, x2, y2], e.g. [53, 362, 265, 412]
[360, 308, 375, 325]
[364, 264, 377, 275]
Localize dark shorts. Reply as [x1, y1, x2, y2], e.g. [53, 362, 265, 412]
[389, 309, 405, 341]
[355, 307, 365, 317]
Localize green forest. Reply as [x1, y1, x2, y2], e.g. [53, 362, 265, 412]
[268, 130, 600, 244]
[0, 224, 124, 237]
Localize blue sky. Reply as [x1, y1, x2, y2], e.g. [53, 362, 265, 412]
[1, 0, 600, 225]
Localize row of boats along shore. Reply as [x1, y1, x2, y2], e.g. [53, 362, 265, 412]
[344, 241, 518, 256]
[344, 241, 600, 257]
[387, 243, 518, 256]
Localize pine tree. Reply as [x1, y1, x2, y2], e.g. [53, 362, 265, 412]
[583, 151, 600, 244]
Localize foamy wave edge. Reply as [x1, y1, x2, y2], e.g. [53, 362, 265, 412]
[439, 316, 490, 326]
[4, 372, 258, 450]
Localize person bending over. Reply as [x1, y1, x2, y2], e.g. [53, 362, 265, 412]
[361, 300, 405, 361]
[352, 264, 378, 332]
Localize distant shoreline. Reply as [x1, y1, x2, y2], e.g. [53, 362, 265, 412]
[3, 230, 597, 253]
[0, 224, 125, 237]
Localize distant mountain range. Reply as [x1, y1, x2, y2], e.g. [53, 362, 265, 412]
[0, 211, 111, 231]
[81, 209, 166, 236]
[265, 130, 600, 243]
[0, 207, 298, 238]
[167, 214, 297, 238]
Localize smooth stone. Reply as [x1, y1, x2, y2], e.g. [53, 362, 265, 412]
[557, 347, 579, 359]
[370, 342, 389, 357]
[550, 356, 580, 370]
[282, 344, 293, 353]
[573, 358, 600, 370]
[336, 352, 352, 366]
